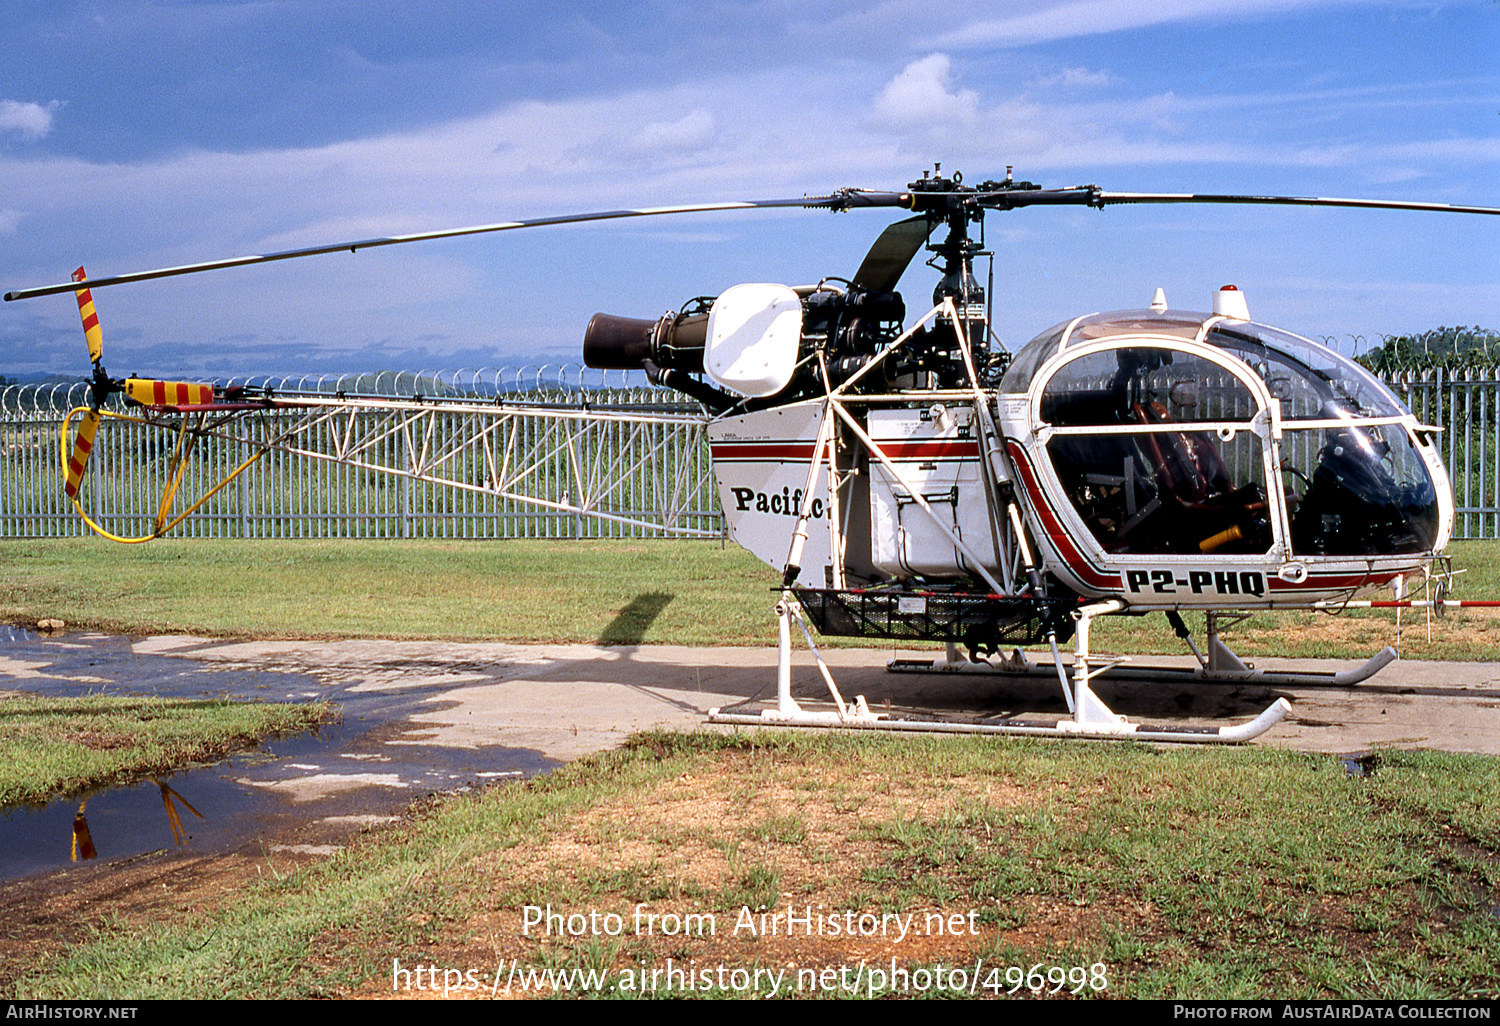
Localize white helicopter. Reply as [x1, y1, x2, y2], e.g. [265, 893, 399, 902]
[8, 167, 1498, 743]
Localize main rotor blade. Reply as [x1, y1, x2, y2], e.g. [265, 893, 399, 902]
[960, 186, 1500, 216]
[1093, 191, 1500, 216]
[4, 194, 861, 302]
[852, 215, 933, 292]
[8, 181, 1493, 302]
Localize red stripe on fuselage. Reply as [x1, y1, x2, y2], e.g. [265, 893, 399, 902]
[868, 439, 981, 459]
[712, 439, 980, 462]
[710, 442, 820, 461]
[1004, 440, 1119, 592]
[1267, 570, 1404, 591]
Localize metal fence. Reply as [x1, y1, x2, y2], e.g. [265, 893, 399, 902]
[5, 364, 1500, 540]
[1, 368, 722, 540]
[1386, 366, 1500, 540]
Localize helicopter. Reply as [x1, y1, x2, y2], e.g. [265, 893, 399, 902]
[7, 166, 1498, 743]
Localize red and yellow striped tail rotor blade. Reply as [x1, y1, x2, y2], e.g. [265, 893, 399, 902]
[123, 378, 216, 407]
[71, 267, 104, 365]
[64, 409, 101, 500]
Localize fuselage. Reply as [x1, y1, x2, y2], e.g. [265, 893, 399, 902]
[709, 307, 1452, 613]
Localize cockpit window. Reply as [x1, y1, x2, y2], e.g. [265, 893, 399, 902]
[1045, 423, 1271, 557]
[1000, 320, 1069, 394]
[1039, 343, 1271, 556]
[1003, 312, 1410, 420]
[1067, 311, 1205, 343]
[1040, 346, 1258, 426]
[1282, 423, 1440, 555]
[1000, 311, 1210, 395]
[1207, 325, 1407, 419]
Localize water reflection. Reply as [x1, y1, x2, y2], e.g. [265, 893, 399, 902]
[1, 630, 558, 880]
[66, 781, 200, 865]
[71, 801, 95, 861]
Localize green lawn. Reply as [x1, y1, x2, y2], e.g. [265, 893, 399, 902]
[15, 733, 1499, 999]
[0, 537, 777, 645]
[0, 694, 333, 807]
[3, 540, 1497, 999]
[2, 536, 1497, 660]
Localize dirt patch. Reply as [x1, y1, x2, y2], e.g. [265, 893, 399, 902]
[341, 752, 1128, 998]
[67, 729, 135, 750]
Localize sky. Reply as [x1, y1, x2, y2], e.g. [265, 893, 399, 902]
[0, 0, 1496, 381]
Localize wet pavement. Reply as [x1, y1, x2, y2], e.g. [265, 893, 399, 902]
[3, 627, 1499, 881]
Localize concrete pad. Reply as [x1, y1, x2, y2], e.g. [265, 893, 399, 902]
[136, 637, 1500, 760]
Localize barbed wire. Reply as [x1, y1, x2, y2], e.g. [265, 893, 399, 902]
[6, 330, 1500, 413]
[0, 363, 661, 414]
[1351, 328, 1500, 374]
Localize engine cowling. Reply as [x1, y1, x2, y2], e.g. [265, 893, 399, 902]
[584, 283, 909, 409]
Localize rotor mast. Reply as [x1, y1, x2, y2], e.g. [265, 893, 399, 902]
[900, 165, 1041, 369]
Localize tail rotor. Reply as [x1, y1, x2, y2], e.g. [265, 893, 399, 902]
[62, 267, 217, 502]
[64, 269, 108, 500]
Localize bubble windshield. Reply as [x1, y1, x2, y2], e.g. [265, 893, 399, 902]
[1004, 311, 1410, 420]
[1204, 323, 1408, 419]
[1016, 312, 1442, 558]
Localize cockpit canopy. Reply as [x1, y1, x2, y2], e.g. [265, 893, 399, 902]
[1003, 310, 1406, 419]
[1002, 310, 1446, 559]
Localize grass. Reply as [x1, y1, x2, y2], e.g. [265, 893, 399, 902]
[0, 693, 335, 807]
[2, 536, 1497, 998]
[0, 537, 777, 646]
[12, 732, 1498, 999]
[1, 536, 1498, 659]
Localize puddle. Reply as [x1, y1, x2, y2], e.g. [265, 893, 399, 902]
[1339, 751, 1381, 777]
[0, 630, 560, 881]
[0, 728, 549, 880]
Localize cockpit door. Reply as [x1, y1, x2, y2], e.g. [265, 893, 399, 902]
[1022, 338, 1285, 604]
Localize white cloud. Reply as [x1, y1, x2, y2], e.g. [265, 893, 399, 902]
[872, 54, 980, 129]
[923, 0, 1382, 48]
[1034, 66, 1115, 88]
[0, 100, 60, 140]
[630, 109, 717, 153]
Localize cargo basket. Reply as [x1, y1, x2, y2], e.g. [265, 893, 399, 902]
[792, 588, 1077, 648]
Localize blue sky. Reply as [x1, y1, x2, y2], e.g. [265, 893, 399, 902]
[1, 0, 1495, 380]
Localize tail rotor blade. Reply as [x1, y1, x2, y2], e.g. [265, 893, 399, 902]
[123, 378, 216, 407]
[64, 409, 101, 500]
[71, 268, 104, 365]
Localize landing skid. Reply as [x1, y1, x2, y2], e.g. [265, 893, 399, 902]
[889, 607, 1396, 689]
[707, 597, 1291, 744]
[890, 646, 1396, 689]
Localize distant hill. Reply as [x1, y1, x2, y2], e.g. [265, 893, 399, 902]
[0, 372, 88, 387]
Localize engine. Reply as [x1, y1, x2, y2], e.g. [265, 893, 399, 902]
[583, 280, 989, 412]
